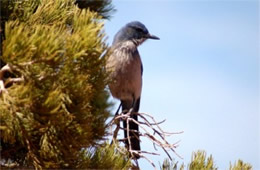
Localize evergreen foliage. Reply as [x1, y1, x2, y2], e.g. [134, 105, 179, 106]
[0, 0, 254, 169]
[0, 0, 130, 169]
[75, 0, 115, 19]
[161, 150, 252, 170]
[188, 150, 216, 170]
[77, 143, 130, 169]
[229, 159, 252, 170]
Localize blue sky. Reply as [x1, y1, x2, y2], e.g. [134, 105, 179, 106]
[105, 0, 259, 169]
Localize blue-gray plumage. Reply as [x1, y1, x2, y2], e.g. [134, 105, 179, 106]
[106, 21, 159, 158]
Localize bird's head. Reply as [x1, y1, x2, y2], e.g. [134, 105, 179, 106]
[113, 21, 159, 46]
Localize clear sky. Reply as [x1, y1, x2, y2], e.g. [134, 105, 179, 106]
[105, 0, 259, 169]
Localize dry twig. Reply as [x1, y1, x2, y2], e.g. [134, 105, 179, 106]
[108, 110, 183, 169]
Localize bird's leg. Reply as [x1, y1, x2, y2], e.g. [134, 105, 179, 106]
[107, 102, 122, 128]
[129, 95, 136, 113]
[115, 102, 122, 116]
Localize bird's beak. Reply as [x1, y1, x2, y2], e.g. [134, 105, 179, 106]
[147, 34, 160, 40]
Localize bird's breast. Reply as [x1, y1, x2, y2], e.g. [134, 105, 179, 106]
[107, 42, 142, 100]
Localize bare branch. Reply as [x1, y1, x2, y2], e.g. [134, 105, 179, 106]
[0, 64, 25, 94]
[5, 77, 24, 84]
[0, 64, 11, 94]
[0, 64, 12, 76]
[0, 79, 7, 94]
[108, 110, 183, 169]
[139, 154, 157, 170]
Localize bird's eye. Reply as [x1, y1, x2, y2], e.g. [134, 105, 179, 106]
[136, 28, 144, 33]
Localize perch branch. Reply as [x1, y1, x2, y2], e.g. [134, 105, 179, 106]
[108, 109, 183, 169]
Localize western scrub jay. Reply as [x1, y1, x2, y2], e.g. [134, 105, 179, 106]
[106, 21, 159, 156]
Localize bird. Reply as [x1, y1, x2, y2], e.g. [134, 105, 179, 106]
[106, 21, 159, 158]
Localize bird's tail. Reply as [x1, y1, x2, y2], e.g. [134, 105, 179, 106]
[121, 98, 141, 157]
